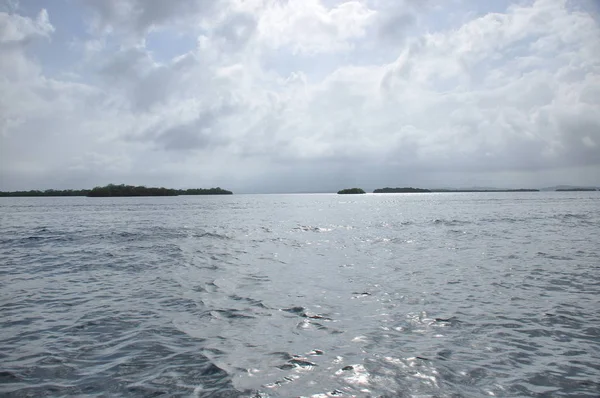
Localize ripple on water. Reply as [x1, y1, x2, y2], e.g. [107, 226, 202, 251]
[1, 193, 599, 396]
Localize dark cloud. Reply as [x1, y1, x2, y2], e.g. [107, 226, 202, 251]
[156, 123, 214, 151]
[136, 103, 238, 151]
[557, 115, 600, 167]
[97, 47, 205, 111]
[377, 12, 415, 42]
[84, 0, 220, 38]
[98, 47, 151, 81]
[213, 12, 257, 51]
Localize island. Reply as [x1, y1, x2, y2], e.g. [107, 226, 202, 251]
[430, 189, 539, 192]
[556, 188, 597, 192]
[374, 187, 431, 193]
[0, 184, 233, 197]
[542, 185, 599, 191]
[0, 189, 90, 197]
[88, 184, 233, 197]
[337, 188, 366, 194]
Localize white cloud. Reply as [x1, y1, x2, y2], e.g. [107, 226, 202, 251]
[0, 8, 53, 43]
[1, 0, 599, 191]
[257, 0, 376, 54]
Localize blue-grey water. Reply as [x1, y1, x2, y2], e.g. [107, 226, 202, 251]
[1, 192, 599, 397]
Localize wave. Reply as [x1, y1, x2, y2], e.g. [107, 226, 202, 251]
[2, 194, 599, 397]
[433, 219, 472, 226]
[556, 213, 589, 220]
[293, 225, 333, 232]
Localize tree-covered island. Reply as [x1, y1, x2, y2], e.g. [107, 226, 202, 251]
[0, 184, 233, 197]
[87, 184, 233, 196]
[337, 188, 366, 194]
[0, 189, 90, 197]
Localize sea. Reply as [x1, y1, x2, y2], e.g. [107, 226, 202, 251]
[1, 192, 599, 397]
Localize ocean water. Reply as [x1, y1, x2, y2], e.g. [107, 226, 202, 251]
[1, 192, 599, 397]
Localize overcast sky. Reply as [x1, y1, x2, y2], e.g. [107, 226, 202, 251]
[1, 0, 599, 192]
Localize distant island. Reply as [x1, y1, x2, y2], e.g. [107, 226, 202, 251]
[556, 188, 598, 192]
[337, 188, 366, 194]
[0, 184, 233, 197]
[374, 187, 431, 193]
[0, 189, 91, 197]
[2, 184, 597, 197]
[430, 188, 540, 193]
[86, 184, 233, 197]
[541, 185, 599, 191]
[372, 187, 540, 193]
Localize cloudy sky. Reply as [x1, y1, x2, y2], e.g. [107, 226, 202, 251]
[1, 0, 599, 192]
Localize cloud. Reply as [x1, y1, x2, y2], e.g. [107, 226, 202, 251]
[83, 0, 222, 40]
[377, 12, 415, 43]
[257, 0, 376, 54]
[1, 0, 599, 191]
[135, 101, 239, 151]
[213, 11, 257, 51]
[0, 8, 53, 43]
[0, 8, 54, 82]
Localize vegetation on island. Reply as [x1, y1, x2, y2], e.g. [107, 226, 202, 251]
[0, 189, 90, 197]
[87, 184, 178, 197]
[0, 184, 233, 197]
[337, 188, 366, 194]
[88, 184, 233, 197]
[374, 187, 431, 193]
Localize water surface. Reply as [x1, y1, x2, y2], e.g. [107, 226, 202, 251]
[1, 193, 599, 397]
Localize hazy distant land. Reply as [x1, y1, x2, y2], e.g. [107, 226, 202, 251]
[374, 187, 432, 193]
[372, 187, 540, 193]
[1, 184, 598, 197]
[555, 188, 597, 192]
[430, 188, 540, 192]
[374, 186, 598, 193]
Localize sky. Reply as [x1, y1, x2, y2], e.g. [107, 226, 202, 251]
[0, 0, 599, 193]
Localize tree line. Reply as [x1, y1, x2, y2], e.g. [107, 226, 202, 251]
[0, 189, 90, 197]
[0, 184, 233, 197]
